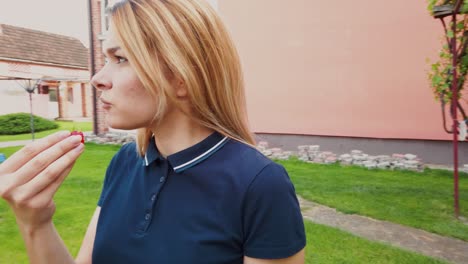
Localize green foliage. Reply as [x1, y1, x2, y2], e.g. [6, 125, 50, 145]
[0, 121, 93, 142]
[428, 0, 468, 15]
[427, 1, 468, 103]
[0, 113, 59, 135]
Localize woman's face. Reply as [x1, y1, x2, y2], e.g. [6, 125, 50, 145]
[90, 28, 158, 130]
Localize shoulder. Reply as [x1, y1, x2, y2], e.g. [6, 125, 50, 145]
[215, 139, 291, 192]
[221, 139, 274, 175]
[230, 140, 290, 181]
[245, 159, 293, 203]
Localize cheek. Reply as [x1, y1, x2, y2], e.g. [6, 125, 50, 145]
[127, 80, 150, 101]
[117, 73, 146, 99]
[127, 79, 157, 112]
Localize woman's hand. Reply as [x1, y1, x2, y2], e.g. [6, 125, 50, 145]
[0, 131, 84, 232]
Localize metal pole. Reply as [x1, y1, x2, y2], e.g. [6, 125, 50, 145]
[88, 0, 98, 136]
[451, 11, 460, 219]
[29, 92, 35, 141]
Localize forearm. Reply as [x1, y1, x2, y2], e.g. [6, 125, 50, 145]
[18, 221, 75, 264]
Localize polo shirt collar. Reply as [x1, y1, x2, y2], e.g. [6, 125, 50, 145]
[143, 135, 162, 167]
[144, 131, 229, 173]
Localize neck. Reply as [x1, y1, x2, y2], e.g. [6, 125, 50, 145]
[150, 109, 214, 158]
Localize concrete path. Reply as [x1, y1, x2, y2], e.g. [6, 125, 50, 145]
[0, 132, 94, 149]
[0, 140, 32, 148]
[299, 197, 468, 264]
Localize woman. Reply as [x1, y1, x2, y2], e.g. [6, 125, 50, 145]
[0, 0, 306, 263]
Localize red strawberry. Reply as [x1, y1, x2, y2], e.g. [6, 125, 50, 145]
[71, 131, 85, 144]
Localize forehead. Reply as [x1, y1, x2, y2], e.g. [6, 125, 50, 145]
[102, 27, 120, 51]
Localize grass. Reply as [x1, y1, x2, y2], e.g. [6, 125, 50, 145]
[304, 221, 446, 264]
[277, 158, 468, 241]
[0, 121, 92, 142]
[0, 144, 451, 263]
[0, 143, 120, 263]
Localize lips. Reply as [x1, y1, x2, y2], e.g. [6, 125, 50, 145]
[100, 98, 112, 110]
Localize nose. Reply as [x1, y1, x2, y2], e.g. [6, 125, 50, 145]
[90, 66, 112, 91]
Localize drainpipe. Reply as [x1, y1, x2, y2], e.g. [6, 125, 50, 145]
[88, 0, 98, 135]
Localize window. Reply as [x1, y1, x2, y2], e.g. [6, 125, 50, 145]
[39, 85, 49, 95]
[100, 0, 112, 34]
[49, 89, 57, 102]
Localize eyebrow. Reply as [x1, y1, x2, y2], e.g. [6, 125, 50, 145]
[103, 46, 121, 57]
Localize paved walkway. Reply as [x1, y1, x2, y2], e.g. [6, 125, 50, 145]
[0, 132, 95, 149]
[0, 139, 32, 148]
[299, 197, 468, 264]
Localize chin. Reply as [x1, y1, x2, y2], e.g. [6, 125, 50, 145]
[107, 117, 146, 131]
[108, 123, 139, 130]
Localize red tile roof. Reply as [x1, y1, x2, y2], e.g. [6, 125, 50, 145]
[0, 24, 89, 69]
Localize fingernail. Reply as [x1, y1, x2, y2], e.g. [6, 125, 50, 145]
[58, 130, 70, 138]
[70, 135, 83, 144]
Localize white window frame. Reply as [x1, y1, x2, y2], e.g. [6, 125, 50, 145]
[99, 0, 110, 39]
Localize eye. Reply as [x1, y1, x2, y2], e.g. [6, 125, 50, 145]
[115, 56, 128, 64]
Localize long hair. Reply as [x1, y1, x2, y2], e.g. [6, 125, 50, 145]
[110, 0, 255, 156]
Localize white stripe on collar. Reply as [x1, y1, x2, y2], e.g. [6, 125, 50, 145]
[173, 136, 228, 172]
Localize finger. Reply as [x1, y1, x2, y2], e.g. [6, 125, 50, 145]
[12, 144, 81, 202]
[10, 135, 83, 189]
[12, 162, 74, 207]
[29, 147, 83, 208]
[0, 131, 71, 173]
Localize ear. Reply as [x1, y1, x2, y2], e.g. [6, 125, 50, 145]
[174, 78, 188, 98]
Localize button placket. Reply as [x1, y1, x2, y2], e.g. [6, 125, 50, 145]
[139, 159, 169, 233]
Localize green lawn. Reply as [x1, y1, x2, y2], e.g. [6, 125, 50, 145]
[277, 158, 468, 241]
[0, 144, 450, 263]
[0, 143, 120, 263]
[305, 221, 446, 264]
[0, 121, 93, 142]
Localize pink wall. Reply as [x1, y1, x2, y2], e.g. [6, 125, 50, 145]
[219, 0, 460, 140]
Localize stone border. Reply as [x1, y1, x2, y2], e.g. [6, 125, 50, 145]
[84, 132, 135, 146]
[257, 141, 427, 172]
[81, 134, 468, 173]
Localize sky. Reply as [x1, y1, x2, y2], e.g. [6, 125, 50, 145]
[0, 0, 90, 47]
[0, 0, 219, 49]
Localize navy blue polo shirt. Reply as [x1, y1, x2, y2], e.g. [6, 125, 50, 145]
[92, 132, 306, 264]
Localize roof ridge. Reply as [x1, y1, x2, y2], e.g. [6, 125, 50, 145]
[0, 23, 80, 42]
[0, 23, 89, 69]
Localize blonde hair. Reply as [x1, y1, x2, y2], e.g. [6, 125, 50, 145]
[110, 0, 255, 156]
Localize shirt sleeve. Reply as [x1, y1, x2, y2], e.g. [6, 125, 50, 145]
[242, 162, 306, 259]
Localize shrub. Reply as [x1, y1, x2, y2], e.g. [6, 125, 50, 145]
[0, 113, 59, 135]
